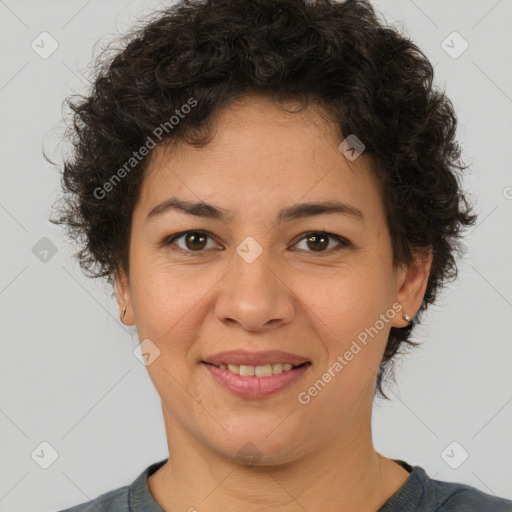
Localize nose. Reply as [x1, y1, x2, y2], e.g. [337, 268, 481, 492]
[214, 251, 296, 332]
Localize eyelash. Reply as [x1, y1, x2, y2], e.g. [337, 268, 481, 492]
[163, 230, 351, 256]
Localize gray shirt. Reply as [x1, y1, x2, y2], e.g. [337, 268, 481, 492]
[57, 458, 512, 511]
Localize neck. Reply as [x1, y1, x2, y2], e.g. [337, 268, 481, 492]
[148, 402, 408, 511]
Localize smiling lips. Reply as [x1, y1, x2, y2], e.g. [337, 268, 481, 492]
[218, 362, 297, 377]
[203, 349, 310, 367]
[202, 349, 312, 398]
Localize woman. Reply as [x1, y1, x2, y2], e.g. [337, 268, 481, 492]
[51, 0, 512, 510]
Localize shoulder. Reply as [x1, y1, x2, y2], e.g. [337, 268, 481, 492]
[56, 484, 129, 512]
[431, 479, 512, 512]
[381, 461, 512, 512]
[55, 458, 168, 512]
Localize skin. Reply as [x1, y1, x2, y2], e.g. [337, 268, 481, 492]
[115, 94, 432, 511]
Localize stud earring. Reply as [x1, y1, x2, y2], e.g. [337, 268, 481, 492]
[403, 312, 411, 323]
[121, 307, 126, 319]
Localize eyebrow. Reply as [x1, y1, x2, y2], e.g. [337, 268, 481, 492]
[146, 197, 364, 224]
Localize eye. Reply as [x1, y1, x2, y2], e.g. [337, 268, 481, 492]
[163, 230, 350, 255]
[164, 231, 219, 253]
[293, 231, 350, 254]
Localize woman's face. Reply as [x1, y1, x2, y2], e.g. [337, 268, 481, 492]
[117, 95, 430, 464]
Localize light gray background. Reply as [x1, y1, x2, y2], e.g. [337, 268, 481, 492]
[0, 0, 511, 510]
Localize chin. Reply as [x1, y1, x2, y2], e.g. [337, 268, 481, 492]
[209, 431, 310, 468]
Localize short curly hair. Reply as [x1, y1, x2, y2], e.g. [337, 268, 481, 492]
[50, 0, 477, 400]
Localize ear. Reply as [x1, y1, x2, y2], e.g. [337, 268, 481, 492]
[115, 269, 134, 325]
[391, 247, 433, 328]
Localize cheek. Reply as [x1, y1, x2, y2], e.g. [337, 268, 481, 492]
[130, 264, 196, 339]
[300, 258, 393, 332]
[129, 256, 226, 354]
[298, 259, 395, 387]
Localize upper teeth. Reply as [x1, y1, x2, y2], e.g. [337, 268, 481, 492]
[219, 363, 295, 376]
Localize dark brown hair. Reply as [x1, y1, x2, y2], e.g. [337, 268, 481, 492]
[49, 0, 477, 399]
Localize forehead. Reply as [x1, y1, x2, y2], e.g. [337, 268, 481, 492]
[135, 95, 383, 224]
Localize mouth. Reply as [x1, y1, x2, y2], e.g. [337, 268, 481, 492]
[202, 361, 311, 377]
[201, 360, 312, 399]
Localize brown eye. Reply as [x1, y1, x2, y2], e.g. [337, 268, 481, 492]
[305, 233, 329, 251]
[183, 232, 208, 250]
[165, 231, 217, 252]
[294, 232, 349, 254]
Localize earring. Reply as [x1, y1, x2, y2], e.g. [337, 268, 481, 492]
[403, 312, 412, 323]
[121, 307, 126, 319]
